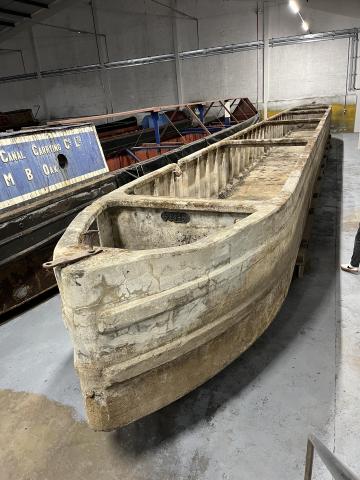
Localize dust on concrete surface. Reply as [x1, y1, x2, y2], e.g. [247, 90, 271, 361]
[341, 210, 360, 232]
[0, 389, 134, 480]
[0, 389, 210, 480]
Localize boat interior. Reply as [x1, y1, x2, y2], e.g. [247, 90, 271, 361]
[82, 106, 329, 251]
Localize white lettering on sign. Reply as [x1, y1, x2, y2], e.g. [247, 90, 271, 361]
[32, 143, 62, 156]
[74, 136, 81, 147]
[3, 172, 15, 186]
[0, 149, 26, 163]
[64, 138, 71, 149]
[24, 168, 33, 181]
[42, 164, 59, 176]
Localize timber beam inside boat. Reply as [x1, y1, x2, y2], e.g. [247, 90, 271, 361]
[292, 104, 328, 110]
[47, 97, 253, 126]
[288, 109, 327, 115]
[224, 138, 309, 147]
[266, 118, 322, 125]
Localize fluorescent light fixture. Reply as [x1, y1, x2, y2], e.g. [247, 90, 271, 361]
[289, 0, 300, 14]
[302, 20, 309, 31]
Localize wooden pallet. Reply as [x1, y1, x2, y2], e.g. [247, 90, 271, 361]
[295, 136, 331, 278]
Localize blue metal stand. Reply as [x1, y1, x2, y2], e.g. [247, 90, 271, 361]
[197, 104, 205, 124]
[151, 111, 161, 146]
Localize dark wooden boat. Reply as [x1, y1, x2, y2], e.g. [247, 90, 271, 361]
[62, 98, 258, 171]
[0, 108, 39, 132]
[0, 124, 114, 315]
[99, 109, 190, 170]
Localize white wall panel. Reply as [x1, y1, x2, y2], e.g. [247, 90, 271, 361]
[0, 0, 359, 121]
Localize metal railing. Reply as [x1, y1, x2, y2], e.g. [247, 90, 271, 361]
[304, 434, 359, 480]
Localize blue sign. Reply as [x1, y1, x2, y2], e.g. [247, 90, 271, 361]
[0, 124, 108, 210]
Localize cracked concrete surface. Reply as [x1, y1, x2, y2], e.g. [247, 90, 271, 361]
[0, 133, 359, 479]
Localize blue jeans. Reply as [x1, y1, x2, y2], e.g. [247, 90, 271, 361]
[350, 223, 360, 267]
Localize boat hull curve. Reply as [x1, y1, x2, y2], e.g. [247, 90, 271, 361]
[53, 105, 331, 430]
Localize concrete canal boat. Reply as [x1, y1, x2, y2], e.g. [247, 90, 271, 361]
[52, 104, 331, 430]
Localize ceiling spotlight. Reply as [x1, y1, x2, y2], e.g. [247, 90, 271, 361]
[302, 20, 309, 31]
[289, 0, 300, 14]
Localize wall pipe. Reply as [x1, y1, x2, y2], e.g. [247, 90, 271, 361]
[350, 31, 360, 90]
[0, 27, 358, 84]
[32, 21, 110, 63]
[262, 0, 269, 119]
[345, 37, 351, 110]
[150, 0, 200, 49]
[0, 47, 26, 73]
[90, 0, 114, 114]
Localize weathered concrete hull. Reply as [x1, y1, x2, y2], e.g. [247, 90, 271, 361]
[77, 161, 316, 430]
[84, 262, 294, 430]
[54, 105, 331, 430]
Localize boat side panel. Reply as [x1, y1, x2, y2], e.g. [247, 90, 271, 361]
[85, 261, 294, 430]
[109, 208, 249, 250]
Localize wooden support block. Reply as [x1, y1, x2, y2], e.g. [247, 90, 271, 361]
[290, 109, 327, 115]
[296, 246, 307, 278]
[295, 151, 326, 278]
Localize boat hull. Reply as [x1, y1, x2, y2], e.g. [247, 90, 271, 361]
[76, 162, 318, 430]
[53, 105, 331, 430]
[84, 260, 294, 430]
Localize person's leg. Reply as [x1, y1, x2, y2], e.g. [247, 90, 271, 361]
[350, 223, 360, 268]
[341, 223, 360, 273]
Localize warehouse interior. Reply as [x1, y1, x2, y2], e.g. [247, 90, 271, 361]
[0, 1, 360, 479]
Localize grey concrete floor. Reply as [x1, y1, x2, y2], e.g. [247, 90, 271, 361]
[0, 133, 359, 480]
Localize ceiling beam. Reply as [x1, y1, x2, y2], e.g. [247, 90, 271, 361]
[0, 8, 31, 18]
[14, 0, 49, 8]
[0, 0, 84, 44]
[0, 19, 16, 27]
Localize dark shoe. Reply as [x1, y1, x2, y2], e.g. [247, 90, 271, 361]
[341, 264, 359, 274]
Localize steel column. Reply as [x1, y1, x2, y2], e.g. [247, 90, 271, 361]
[171, 0, 184, 104]
[90, 0, 113, 116]
[29, 26, 48, 119]
[263, 1, 269, 120]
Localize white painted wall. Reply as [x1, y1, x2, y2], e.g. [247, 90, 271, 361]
[0, 0, 359, 125]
